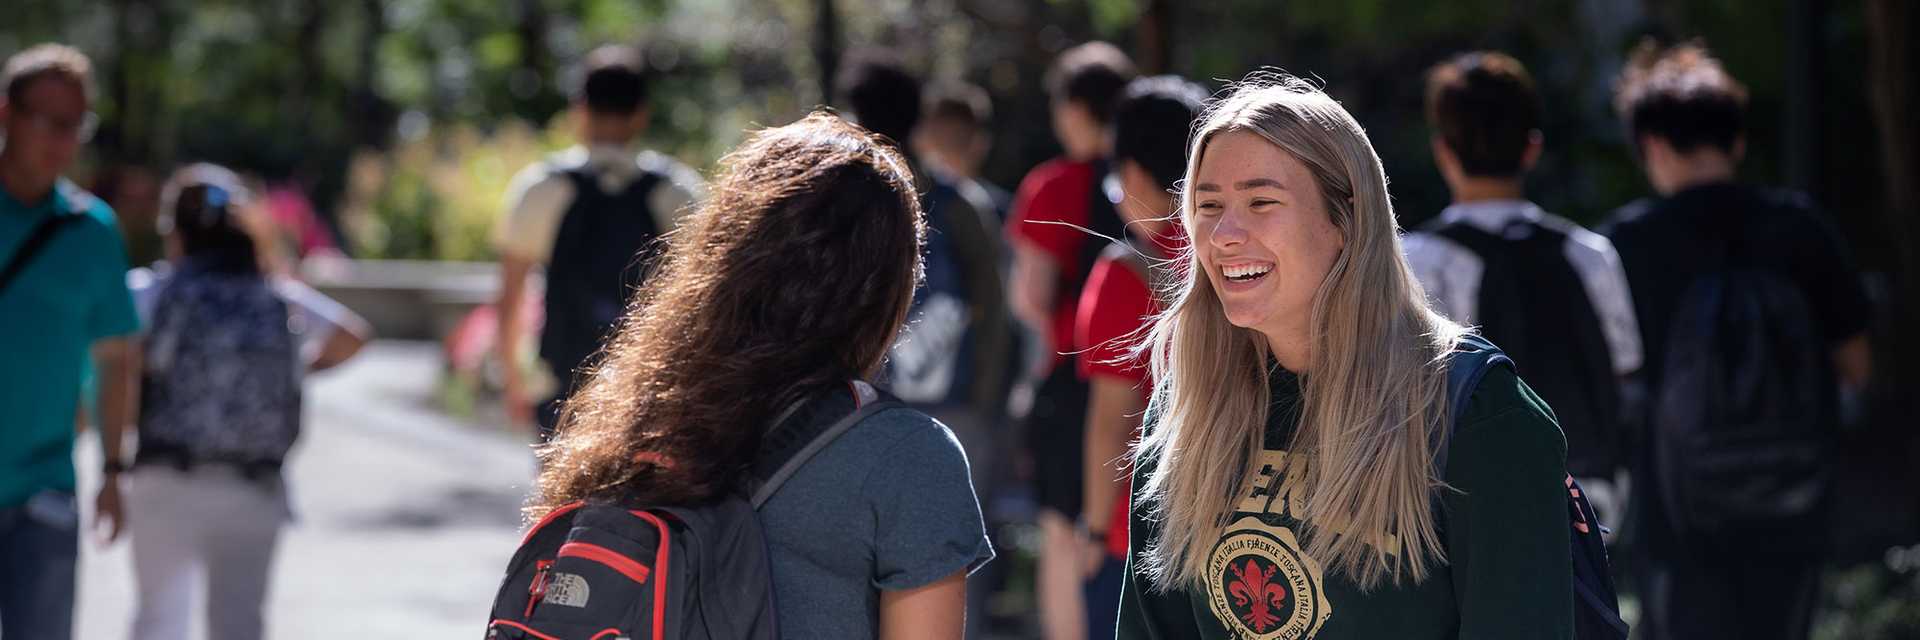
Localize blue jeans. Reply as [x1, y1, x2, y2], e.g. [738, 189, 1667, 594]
[0, 489, 78, 640]
[1084, 555, 1125, 640]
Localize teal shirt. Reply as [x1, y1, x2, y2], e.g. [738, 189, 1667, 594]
[0, 178, 140, 508]
[1118, 366, 1574, 640]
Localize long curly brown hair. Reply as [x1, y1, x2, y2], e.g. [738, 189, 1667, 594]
[531, 112, 925, 516]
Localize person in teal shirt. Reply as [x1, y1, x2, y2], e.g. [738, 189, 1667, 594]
[0, 43, 141, 640]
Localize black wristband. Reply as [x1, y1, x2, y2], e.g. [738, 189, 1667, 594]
[103, 459, 130, 475]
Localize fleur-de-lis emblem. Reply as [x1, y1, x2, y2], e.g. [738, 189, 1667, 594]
[1227, 558, 1290, 632]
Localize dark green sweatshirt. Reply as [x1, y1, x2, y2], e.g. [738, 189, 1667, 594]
[1117, 366, 1573, 640]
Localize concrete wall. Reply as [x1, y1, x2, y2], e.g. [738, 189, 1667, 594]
[302, 259, 510, 341]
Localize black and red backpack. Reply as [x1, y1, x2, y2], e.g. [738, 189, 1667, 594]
[485, 381, 901, 640]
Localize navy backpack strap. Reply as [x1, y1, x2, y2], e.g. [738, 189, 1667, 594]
[0, 212, 80, 294]
[750, 381, 902, 509]
[1434, 335, 1513, 475]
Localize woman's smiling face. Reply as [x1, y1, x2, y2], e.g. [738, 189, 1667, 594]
[1189, 129, 1346, 340]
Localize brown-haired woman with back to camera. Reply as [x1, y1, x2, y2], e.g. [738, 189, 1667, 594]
[530, 112, 993, 640]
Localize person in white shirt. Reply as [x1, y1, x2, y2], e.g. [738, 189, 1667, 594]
[1402, 51, 1641, 530]
[494, 44, 702, 437]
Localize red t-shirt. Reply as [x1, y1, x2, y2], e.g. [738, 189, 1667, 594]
[1073, 228, 1184, 558]
[1007, 158, 1097, 365]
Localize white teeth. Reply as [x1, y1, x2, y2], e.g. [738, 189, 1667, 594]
[1223, 264, 1273, 279]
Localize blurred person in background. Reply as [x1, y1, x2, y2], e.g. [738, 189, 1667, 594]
[495, 43, 704, 440]
[0, 43, 140, 640]
[90, 163, 165, 266]
[915, 81, 1013, 220]
[530, 113, 992, 639]
[1004, 40, 1137, 640]
[122, 163, 369, 640]
[837, 49, 1013, 639]
[1403, 51, 1641, 534]
[1073, 74, 1205, 639]
[1599, 41, 1872, 640]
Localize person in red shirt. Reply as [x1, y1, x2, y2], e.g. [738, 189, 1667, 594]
[1073, 76, 1207, 639]
[1007, 41, 1136, 640]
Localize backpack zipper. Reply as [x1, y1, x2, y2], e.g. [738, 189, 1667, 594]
[525, 559, 554, 619]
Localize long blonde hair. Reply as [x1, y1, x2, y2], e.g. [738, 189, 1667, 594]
[1133, 74, 1468, 591]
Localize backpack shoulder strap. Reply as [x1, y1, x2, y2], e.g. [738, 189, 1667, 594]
[0, 212, 81, 294]
[750, 381, 903, 509]
[1434, 334, 1514, 475]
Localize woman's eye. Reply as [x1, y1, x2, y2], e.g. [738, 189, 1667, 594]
[1195, 202, 1223, 215]
[1250, 198, 1280, 208]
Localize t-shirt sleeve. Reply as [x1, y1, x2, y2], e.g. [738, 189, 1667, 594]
[1077, 256, 1154, 385]
[1117, 447, 1189, 640]
[1007, 164, 1088, 270]
[85, 207, 140, 340]
[866, 414, 995, 590]
[276, 278, 362, 357]
[1444, 367, 1575, 639]
[1401, 232, 1481, 325]
[644, 155, 706, 231]
[494, 162, 571, 263]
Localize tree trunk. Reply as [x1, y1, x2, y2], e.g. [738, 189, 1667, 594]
[351, 0, 394, 151]
[814, 0, 841, 107]
[515, 0, 561, 123]
[1135, 0, 1174, 75]
[1865, 0, 1919, 409]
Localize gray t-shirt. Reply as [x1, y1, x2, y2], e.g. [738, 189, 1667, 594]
[757, 404, 994, 639]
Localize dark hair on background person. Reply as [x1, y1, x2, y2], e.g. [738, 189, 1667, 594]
[923, 81, 993, 130]
[1424, 51, 1540, 177]
[531, 112, 926, 515]
[2, 42, 94, 103]
[1045, 41, 1137, 124]
[835, 48, 922, 148]
[1111, 75, 1208, 190]
[1613, 39, 1749, 155]
[576, 44, 648, 115]
[160, 163, 259, 273]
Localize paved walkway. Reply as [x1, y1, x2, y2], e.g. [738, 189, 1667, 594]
[75, 341, 537, 639]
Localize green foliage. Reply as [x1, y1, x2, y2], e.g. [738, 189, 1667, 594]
[0, 0, 1896, 262]
[1816, 560, 1920, 640]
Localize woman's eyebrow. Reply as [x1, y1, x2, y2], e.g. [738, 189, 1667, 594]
[1235, 178, 1288, 191]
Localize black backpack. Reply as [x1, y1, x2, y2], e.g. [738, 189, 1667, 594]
[487, 381, 903, 640]
[1423, 217, 1623, 479]
[1440, 335, 1629, 640]
[1652, 225, 1831, 546]
[1020, 161, 1129, 519]
[540, 165, 666, 403]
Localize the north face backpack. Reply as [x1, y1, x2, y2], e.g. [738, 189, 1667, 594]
[1440, 335, 1629, 640]
[137, 265, 302, 469]
[486, 382, 903, 640]
[539, 165, 666, 402]
[1653, 224, 1832, 546]
[1422, 217, 1623, 480]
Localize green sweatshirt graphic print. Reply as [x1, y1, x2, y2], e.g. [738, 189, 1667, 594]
[1117, 366, 1574, 640]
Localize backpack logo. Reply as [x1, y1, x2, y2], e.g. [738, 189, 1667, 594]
[1206, 518, 1332, 639]
[542, 572, 590, 608]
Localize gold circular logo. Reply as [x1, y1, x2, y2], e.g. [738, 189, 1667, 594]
[1205, 517, 1333, 639]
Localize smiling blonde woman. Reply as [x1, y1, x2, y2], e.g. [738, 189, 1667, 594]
[1115, 74, 1574, 639]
